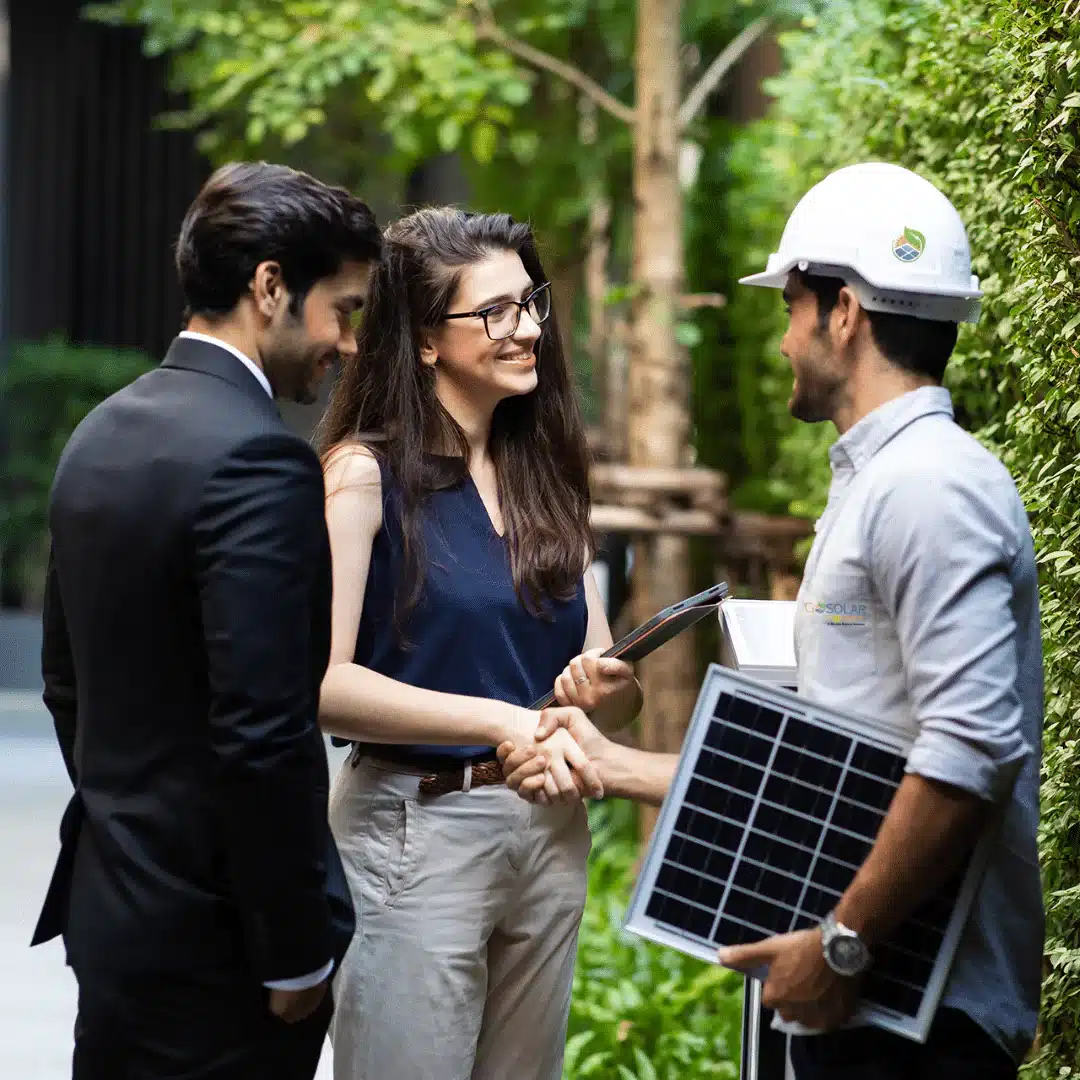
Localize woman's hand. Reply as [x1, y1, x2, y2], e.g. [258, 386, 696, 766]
[492, 704, 603, 804]
[499, 706, 610, 804]
[554, 648, 638, 717]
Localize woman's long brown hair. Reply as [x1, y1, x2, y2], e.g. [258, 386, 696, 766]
[316, 207, 593, 628]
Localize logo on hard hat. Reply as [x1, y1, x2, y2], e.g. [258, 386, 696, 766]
[892, 227, 926, 263]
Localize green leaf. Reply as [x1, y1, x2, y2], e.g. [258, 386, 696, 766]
[367, 65, 396, 103]
[632, 1047, 660, 1080]
[508, 131, 539, 163]
[605, 283, 644, 306]
[282, 119, 308, 145]
[437, 116, 462, 152]
[499, 78, 531, 107]
[902, 226, 926, 253]
[675, 321, 704, 348]
[470, 119, 498, 164]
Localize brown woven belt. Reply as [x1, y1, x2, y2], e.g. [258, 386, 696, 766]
[418, 757, 504, 797]
[349, 745, 505, 797]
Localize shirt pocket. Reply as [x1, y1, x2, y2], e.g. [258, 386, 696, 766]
[801, 571, 881, 684]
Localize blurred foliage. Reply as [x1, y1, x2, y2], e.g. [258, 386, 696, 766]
[85, 0, 788, 485]
[724, 1, 1080, 1069]
[1, 339, 154, 604]
[86, 0, 529, 163]
[570, 799, 743, 1079]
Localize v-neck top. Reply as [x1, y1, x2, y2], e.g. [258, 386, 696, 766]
[352, 453, 588, 761]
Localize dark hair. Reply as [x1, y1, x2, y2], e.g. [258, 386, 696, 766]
[795, 270, 958, 382]
[316, 207, 593, 626]
[176, 162, 382, 319]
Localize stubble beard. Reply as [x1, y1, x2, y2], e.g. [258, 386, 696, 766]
[789, 372, 835, 425]
[788, 337, 841, 425]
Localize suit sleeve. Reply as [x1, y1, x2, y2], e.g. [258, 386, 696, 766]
[193, 434, 334, 984]
[41, 547, 78, 786]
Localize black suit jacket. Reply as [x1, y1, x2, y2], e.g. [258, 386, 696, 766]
[32, 336, 354, 983]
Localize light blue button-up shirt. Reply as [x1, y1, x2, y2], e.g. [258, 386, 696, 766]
[791, 386, 1043, 1061]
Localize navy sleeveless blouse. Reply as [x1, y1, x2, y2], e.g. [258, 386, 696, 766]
[353, 454, 588, 760]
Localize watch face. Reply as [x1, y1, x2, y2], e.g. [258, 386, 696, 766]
[829, 935, 867, 974]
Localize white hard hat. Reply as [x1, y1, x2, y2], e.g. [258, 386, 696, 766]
[740, 163, 982, 323]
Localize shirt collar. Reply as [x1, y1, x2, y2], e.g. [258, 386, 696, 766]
[177, 331, 273, 399]
[829, 385, 954, 474]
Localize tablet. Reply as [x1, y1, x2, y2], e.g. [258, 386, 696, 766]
[528, 582, 730, 710]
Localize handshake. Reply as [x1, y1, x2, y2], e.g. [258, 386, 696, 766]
[493, 647, 673, 809]
[497, 704, 611, 804]
[495, 646, 635, 805]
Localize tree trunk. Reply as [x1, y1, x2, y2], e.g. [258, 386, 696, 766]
[586, 194, 612, 450]
[630, 0, 694, 838]
[579, 95, 615, 457]
[549, 259, 578, 365]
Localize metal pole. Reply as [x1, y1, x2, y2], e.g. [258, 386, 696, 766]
[740, 976, 796, 1080]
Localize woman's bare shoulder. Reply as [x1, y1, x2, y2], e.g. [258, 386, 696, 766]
[323, 440, 383, 495]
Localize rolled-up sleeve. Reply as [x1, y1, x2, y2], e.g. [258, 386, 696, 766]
[867, 469, 1031, 802]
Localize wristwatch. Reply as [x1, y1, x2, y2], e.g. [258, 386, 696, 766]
[819, 911, 871, 976]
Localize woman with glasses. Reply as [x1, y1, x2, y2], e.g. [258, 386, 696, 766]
[314, 207, 642, 1080]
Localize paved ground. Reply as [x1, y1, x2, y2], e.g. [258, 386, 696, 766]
[0, 692, 346, 1079]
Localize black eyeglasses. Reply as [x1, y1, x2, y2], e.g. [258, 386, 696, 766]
[443, 282, 552, 341]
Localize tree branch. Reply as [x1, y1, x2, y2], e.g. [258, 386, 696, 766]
[471, 2, 636, 127]
[679, 293, 726, 309]
[677, 17, 771, 131]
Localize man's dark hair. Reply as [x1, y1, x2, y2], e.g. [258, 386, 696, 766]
[794, 270, 959, 382]
[176, 162, 382, 320]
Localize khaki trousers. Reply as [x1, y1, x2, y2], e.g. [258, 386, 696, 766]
[327, 757, 591, 1080]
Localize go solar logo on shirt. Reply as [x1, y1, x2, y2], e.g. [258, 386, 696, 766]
[804, 599, 870, 627]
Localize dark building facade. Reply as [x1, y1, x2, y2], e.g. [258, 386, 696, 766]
[0, 1, 208, 665]
[7, 0, 207, 357]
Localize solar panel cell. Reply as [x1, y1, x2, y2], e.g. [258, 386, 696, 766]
[840, 769, 897, 811]
[764, 773, 834, 819]
[753, 802, 823, 850]
[743, 831, 815, 878]
[772, 743, 844, 790]
[718, 693, 781, 737]
[818, 829, 873, 868]
[704, 720, 773, 766]
[687, 777, 755, 822]
[829, 797, 887, 839]
[715, 916, 769, 946]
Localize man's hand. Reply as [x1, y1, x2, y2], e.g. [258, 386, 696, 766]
[720, 929, 860, 1030]
[268, 981, 329, 1024]
[532, 720, 605, 803]
[554, 648, 637, 717]
[497, 707, 609, 804]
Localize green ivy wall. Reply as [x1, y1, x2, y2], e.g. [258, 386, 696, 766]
[722, 2, 1080, 1071]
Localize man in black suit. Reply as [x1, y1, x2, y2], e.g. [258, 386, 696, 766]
[32, 162, 381, 1079]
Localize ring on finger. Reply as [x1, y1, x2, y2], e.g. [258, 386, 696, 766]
[574, 674, 589, 685]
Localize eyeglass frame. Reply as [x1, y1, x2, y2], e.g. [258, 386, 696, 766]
[442, 281, 552, 341]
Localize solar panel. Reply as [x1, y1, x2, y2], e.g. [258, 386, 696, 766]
[625, 665, 993, 1044]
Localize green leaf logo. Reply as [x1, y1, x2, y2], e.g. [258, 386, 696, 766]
[903, 227, 926, 253]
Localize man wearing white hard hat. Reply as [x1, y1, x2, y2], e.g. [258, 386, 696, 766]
[498, 163, 1042, 1079]
[719, 161, 1043, 1078]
